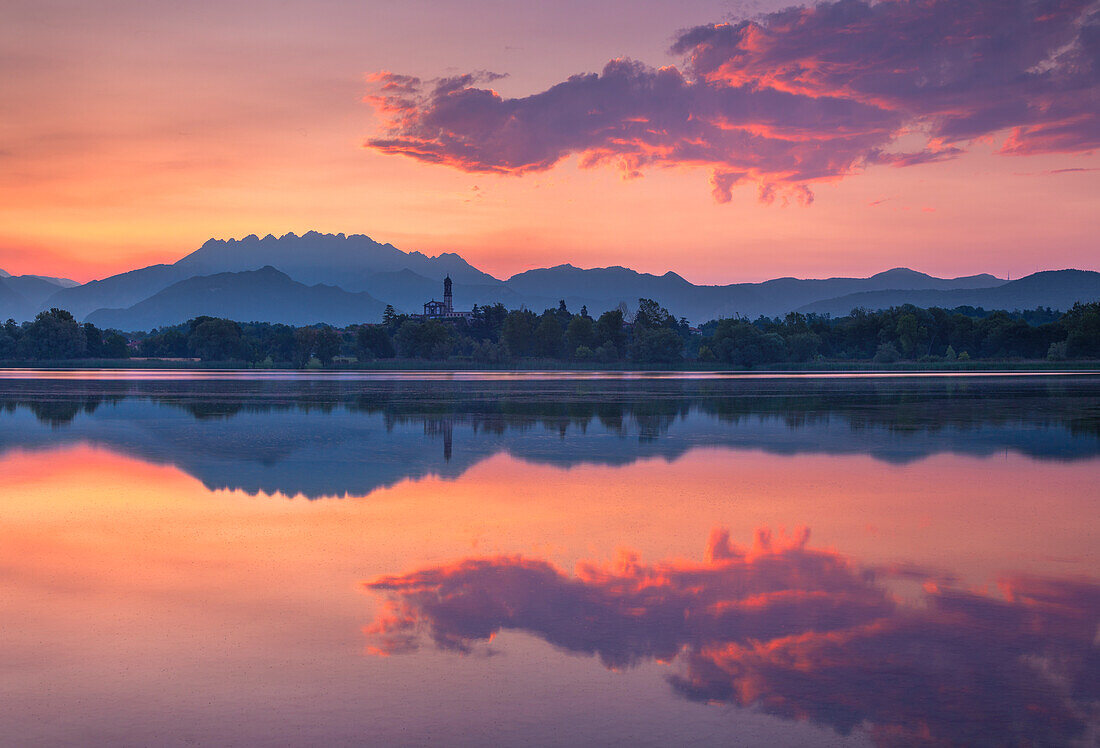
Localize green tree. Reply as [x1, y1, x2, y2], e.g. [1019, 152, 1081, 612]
[357, 325, 395, 360]
[22, 308, 87, 360]
[1064, 302, 1100, 357]
[711, 320, 786, 366]
[874, 341, 901, 363]
[787, 332, 822, 362]
[594, 309, 626, 356]
[101, 331, 129, 358]
[534, 313, 564, 358]
[315, 327, 340, 365]
[630, 326, 683, 363]
[895, 311, 927, 357]
[634, 298, 673, 329]
[82, 323, 104, 357]
[293, 327, 319, 367]
[566, 315, 596, 355]
[501, 310, 538, 357]
[0, 319, 23, 358]
[188, 318, 243, 361]
[395, 320, 453, 359]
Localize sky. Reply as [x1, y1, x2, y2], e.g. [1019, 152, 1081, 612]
[1, 0, 1097, 284]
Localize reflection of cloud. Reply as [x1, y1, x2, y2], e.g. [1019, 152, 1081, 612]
[365, 0, 1100, 202]
[364, 529, 1100, 745]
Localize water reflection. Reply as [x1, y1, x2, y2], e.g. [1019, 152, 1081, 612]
[2, 370, 1098, 745]
[365, 529, 1100, 746]
[0, 375, 1097, 499]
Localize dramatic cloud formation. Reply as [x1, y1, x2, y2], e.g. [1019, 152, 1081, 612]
[364, 528, 1100, 745]
[365, 0, 1100, 203]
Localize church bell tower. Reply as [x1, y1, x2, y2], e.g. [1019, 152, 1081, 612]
[443, 276, 453, 314]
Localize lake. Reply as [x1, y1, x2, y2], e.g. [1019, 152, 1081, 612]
[1, 371, 1098, 746]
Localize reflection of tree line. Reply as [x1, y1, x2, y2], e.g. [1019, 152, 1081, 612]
[3, 378, 1097, 440]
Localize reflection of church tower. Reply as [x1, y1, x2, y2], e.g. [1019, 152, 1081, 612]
[443, 276, 453, 314]
[425, 417, 454, 462]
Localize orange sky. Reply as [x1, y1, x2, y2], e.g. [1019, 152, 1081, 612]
[2, 0, 1097, 284]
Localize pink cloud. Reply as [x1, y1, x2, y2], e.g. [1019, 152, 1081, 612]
[364, 0, 1099, 203]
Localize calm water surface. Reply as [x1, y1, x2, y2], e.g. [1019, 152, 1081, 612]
[1, 372, 1098, 746]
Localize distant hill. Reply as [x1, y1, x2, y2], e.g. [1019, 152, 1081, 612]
[0, 268, 78, 287]
[0, 278, 31, 321]
[86, 266, 387, 330]
[43, 264, 197, 320]
[4, 275, 78, 308]
[797, 270, 1100, 316]
[1, 273, 80, 321]
[503, 265, 1006, 322]
[26, 274, 80, 288]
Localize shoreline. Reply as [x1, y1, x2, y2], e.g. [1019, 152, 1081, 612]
[1, 359, 1099, 377]
[1, 359, 1100, 371]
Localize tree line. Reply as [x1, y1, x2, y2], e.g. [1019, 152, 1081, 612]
[2, 299, 1098, 365]
[0, 311, 129, 360]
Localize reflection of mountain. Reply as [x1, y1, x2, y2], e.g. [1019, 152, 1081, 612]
[0, 376, 1097, 499]
[365, 529, 1100, 746]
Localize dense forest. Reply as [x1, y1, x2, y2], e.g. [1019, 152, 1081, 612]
[2, 300, 1099, 366]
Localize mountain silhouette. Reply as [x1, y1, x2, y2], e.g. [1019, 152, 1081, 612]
[798, 269, 1100, 316]
[1, 273, 77, 321]
[503, 264, 1006, 321]
[43, 263, 197, 320]
[0, 277, 30, 321]
[85, 266, 387, 329]
[352, 267, 534, 315]
[19, 231, 1099, 328]
[3, 274, 78, 307]
[175, 231, 499, 288]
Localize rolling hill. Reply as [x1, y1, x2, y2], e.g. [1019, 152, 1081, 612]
[1, 273, 81, 321]
[503, 265, 1006, 322]
[797, 270, 1100, 316]
[86, 266, 387, 330]
[0, 278, 31, 322]
[43, 264, 198, 320]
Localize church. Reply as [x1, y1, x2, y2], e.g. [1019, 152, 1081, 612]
[421, 276, 474, 321]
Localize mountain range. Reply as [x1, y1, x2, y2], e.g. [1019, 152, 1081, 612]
[86, 267, 387, 330]
[4, 232, 1099, 330]
[796, 270, 1100, 317]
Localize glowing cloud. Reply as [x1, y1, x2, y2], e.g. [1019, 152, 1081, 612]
[365, 0, 1100, 203]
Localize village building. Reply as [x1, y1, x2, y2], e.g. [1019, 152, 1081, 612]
[420, 276, 474, 321]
